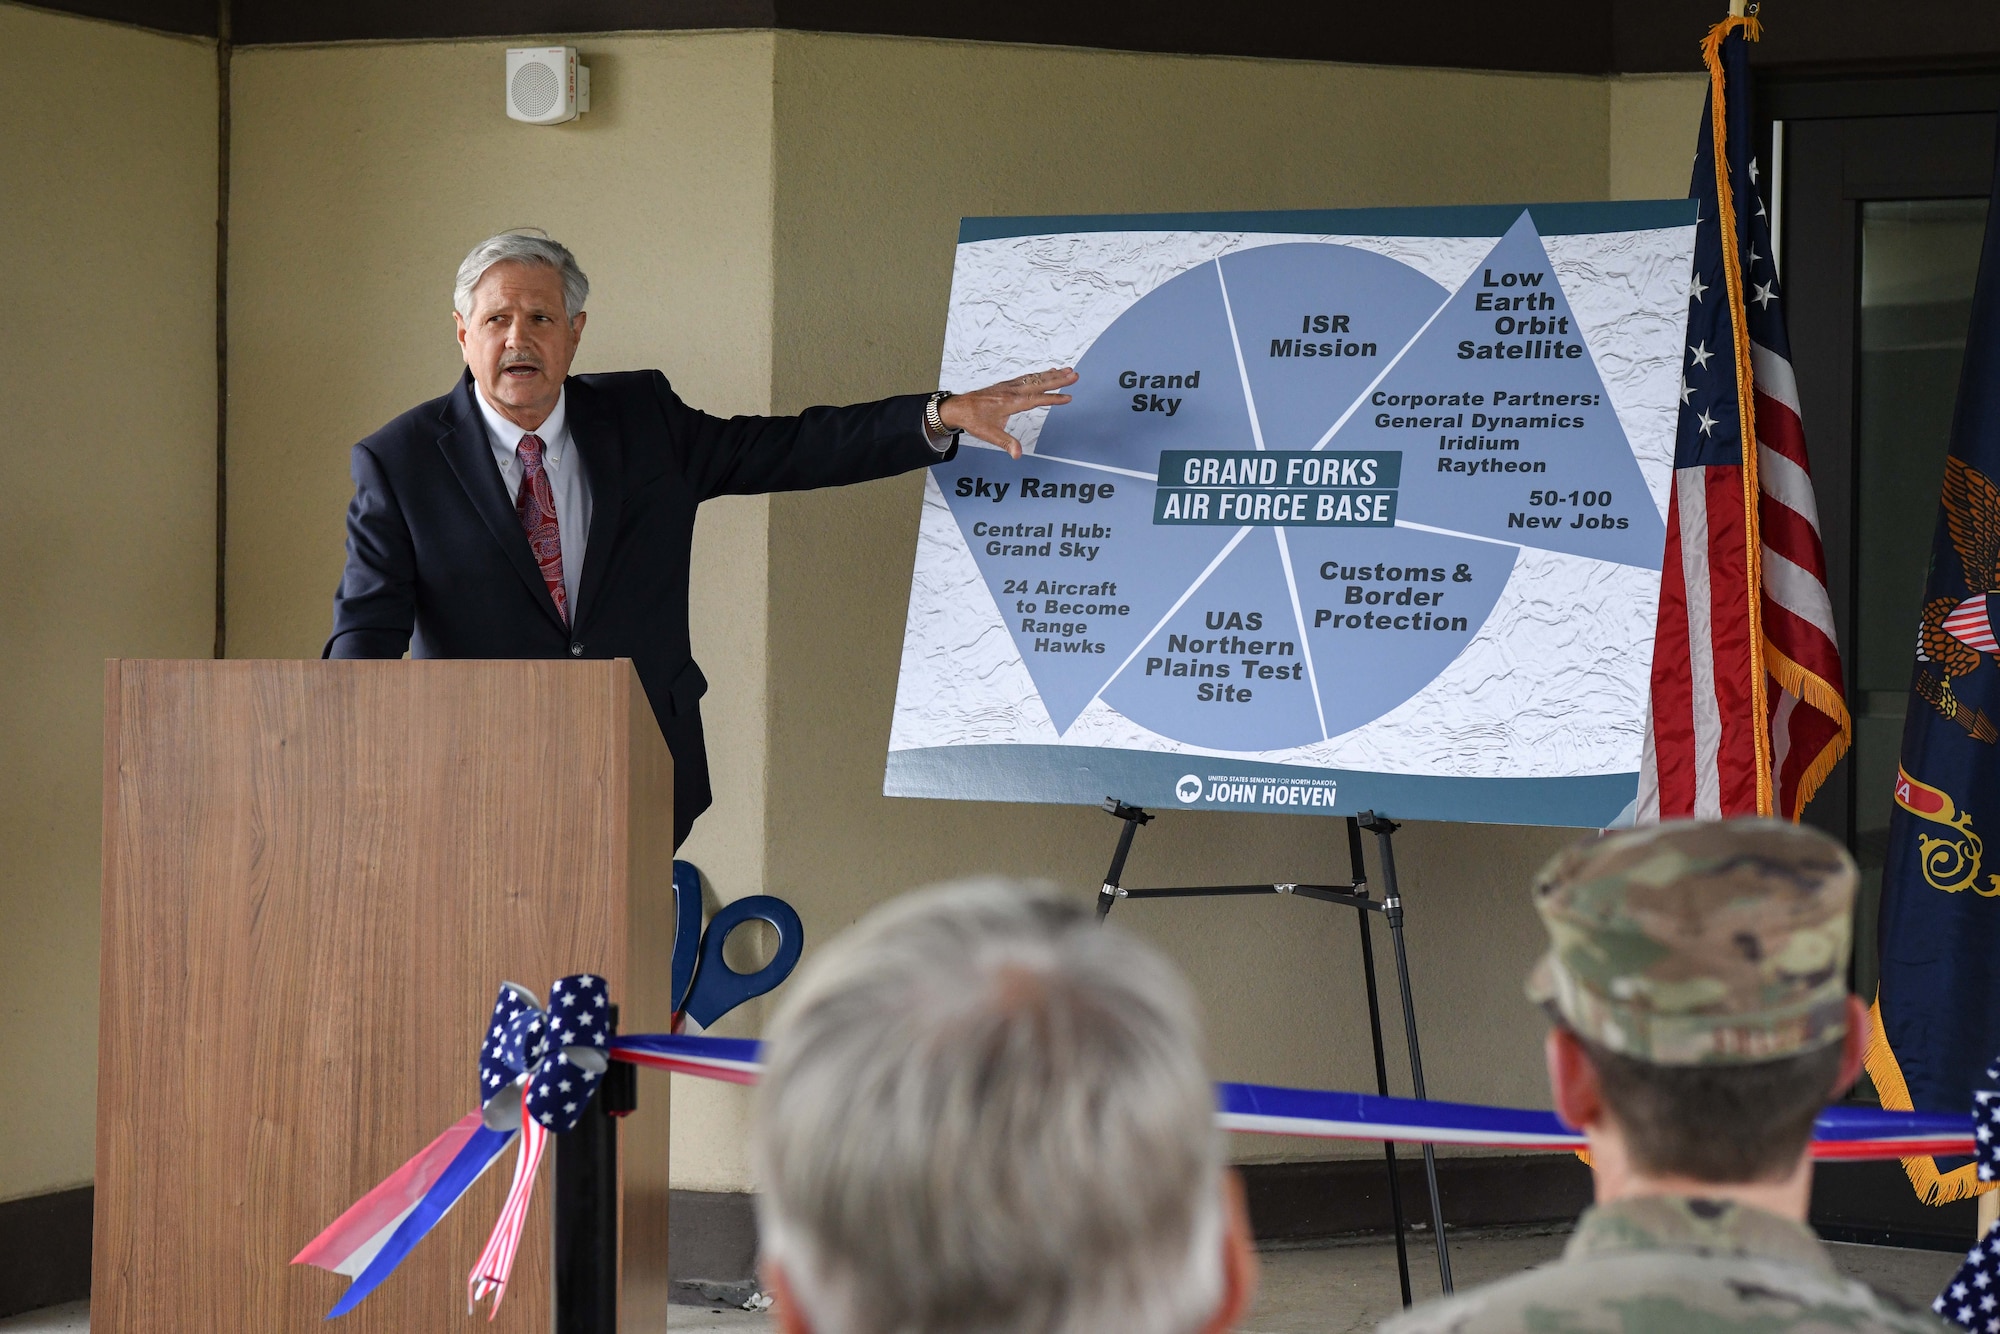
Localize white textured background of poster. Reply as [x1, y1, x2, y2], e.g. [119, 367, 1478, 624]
[888, 203, 1695, 827]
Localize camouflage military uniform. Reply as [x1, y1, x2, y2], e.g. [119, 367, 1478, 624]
[1382, 821, 1948, 1334]
[1380, 1194, 1947, 1334]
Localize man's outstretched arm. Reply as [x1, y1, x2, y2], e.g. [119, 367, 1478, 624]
[661, 368, 1079, 501]
[324, 443, 417, 660]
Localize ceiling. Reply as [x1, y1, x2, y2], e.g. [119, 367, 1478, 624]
[36, 0, 2000, 74]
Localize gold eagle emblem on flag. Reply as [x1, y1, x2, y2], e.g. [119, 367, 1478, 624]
[1916, 458, 2000, 742]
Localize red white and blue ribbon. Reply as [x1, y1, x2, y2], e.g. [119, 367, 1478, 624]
[292, 1112, 515, 1318]
[301, 1012, 1974, 1320]
[294, 975, 613, 1320]
[612, 1032, 1973, 1159]
[465, 976, 617, 1313]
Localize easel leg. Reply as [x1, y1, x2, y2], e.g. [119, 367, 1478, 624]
[1349, 816, 1413, 1308]
[1095, 802, 1445, 1299]
[1095, 800, 1152, 920]
[1364, 812, 1454, 1296]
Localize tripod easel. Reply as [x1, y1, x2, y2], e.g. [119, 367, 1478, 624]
[1093, 801, 1453, 1304]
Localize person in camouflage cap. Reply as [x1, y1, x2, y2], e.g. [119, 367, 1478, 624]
[1381, 818, 1947, 1334]
[1526, 815, 1856, 1067]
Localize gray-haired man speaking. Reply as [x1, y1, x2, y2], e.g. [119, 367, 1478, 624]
[326, 230, 1074, 846]
[751, 881, 1259, 1334]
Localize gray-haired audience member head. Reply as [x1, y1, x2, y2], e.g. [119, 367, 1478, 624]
[453, 229, 590, 320]
[751, 880, 1258, 1334]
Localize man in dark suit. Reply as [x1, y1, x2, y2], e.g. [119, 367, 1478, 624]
[326, 230, 1073, 846]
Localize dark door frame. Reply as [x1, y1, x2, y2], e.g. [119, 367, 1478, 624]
[1759, 70, 1998, 1250]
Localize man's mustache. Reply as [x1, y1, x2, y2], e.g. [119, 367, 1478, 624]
[500, 352, 543, 371]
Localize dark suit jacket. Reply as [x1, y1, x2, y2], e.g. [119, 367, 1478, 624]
[326, 369, 949, 845]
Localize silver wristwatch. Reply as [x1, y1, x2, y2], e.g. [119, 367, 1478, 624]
[925, 390, 960, 446]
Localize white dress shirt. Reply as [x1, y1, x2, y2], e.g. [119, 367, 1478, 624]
[475, 385, 592, 618]
[922, 412, 955, 452]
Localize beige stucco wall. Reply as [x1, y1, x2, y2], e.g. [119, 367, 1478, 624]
[3, 20, 1715, 1206]
[0, 2, 216, 1202]
[216, 37, 1709, 1193]
[223, 30, 781, 1184]
[760, 35, 1618, 1178]
[1610, 73, 1707, 200]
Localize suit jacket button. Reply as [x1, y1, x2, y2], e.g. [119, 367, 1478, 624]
[570, 642, 584, 657]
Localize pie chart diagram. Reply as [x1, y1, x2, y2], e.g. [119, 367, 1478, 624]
[927, 210, 1668, 763]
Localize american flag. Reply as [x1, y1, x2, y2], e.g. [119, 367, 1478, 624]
[1934, 1057, 2000, 1330]
[1639, 15, 1851, 821]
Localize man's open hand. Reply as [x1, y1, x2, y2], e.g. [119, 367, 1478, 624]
[938, 368, 1078, 459]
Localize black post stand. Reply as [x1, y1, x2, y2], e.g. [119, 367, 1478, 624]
[1358, 811, 1453, 1295]
[554, 1005, 635, 1334]
[1345, 817, 1414, 1310]
[1095, 801, 1449, 1304]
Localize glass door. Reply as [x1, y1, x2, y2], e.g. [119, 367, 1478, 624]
[1781, 102, 1995, 1246]
[1850, 199, 1989, 999]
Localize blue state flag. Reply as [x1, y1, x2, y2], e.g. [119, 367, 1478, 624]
[1872, 135, 2000, 1205]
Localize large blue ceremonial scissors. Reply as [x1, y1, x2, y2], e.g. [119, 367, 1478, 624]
[670, 860, 804, 1032]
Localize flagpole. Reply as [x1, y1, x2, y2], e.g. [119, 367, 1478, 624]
[1699, 3, 1776, 815]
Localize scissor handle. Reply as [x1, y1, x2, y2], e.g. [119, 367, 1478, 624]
[681, 895, 806, 1030]
[670, 861, 706, 1015]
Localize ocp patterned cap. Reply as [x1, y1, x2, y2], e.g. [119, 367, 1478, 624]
[1524, 818, 1856, 1066]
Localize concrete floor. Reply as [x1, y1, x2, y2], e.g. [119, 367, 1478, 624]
[657, 1227, 1966, 1334]
[0, 1305, 85, 1333]
[2, 1229, 1960, 1333]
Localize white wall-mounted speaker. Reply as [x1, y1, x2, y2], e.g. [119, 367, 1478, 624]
[506, 47, 590, 125]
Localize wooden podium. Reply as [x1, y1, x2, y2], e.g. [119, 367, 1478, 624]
[94, 660, 676, 1332]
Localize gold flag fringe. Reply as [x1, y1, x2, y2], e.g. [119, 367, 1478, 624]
[1864, 997, 1994, 1205]
[1764, 641, 1854, 820]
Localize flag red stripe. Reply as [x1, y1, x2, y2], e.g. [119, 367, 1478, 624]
[1775, 699, 1842, 819]
[1759, 497, 1830, 584]
[1704, 466, 1762, 815]
[1761, 597, 1843, 682]
[1755, 392, 1812, 469]
[1650, 483, 1699, 816]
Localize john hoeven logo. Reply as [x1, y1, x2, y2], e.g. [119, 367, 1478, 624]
[1173, 773, 1340, 809]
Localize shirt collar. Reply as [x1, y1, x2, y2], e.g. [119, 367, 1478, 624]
[473, 381, 570, 465]
[1563, 1196, 1834, 1277]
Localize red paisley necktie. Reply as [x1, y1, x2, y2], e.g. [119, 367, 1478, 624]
[514, 434, 568, 624]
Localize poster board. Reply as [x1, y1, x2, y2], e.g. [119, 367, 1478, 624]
[887, 202, 1696, 827]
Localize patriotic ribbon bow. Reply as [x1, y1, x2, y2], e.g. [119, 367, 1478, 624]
[466, 975, 612, 1315]
[298, 865, 813, 1320]
[293, 973, 616, 1321]
[480, 975, 612, 1134]
[1934, 1055, 2000, 1331]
